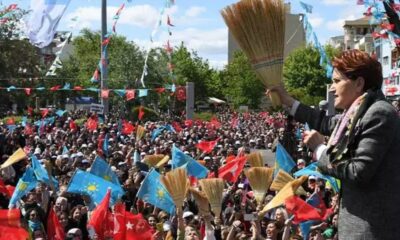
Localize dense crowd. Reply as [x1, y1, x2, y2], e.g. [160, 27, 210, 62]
[0, 101, 398, 240]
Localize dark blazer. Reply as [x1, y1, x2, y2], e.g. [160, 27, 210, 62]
[294, 91, 400, 240]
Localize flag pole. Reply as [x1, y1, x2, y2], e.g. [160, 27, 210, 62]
[101, 0, 109, 115]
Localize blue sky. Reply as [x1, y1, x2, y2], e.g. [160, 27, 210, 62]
[2, 0, 366, 69]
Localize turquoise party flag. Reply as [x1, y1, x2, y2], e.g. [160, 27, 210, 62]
[67, 169, 124, 206]
[9, 168, 38, 208]
[171, 145, 208, 178]
[275, 143, 296, 174]
[90, 156, 120, 185]
[31, 155, 58, 189]
[137, 169, 175, 215]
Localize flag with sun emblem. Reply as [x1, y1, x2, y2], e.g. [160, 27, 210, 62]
[137, 169, 175, 215]
[31, 155, 58, 189]
[90, 156, 120, 185]
[67, 169, 124, 206]
[9, 168, 38, 208]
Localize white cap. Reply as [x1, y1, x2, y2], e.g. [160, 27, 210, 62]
[182, 211, 194, 218]
[34, 148, 41, 155]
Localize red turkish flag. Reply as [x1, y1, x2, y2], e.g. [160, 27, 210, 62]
[171, 121, 182, 133]
[209, 117, 221, 129]
[138, 106, 145, 121]
[122, 121, 135, 135]
[125, 212, 153, 240]
[230, 117, 239, 128]
[87, 117, 98, 131]
[47, 206, 65, 240]
[285, 195, 322, 223]
[27, 106, 33, 116]
[176, 86, 186, 101]
[126, 90, 135, 101]
[73, 86, 83, 91]
[69, 120, 77, 131]
[196, 138, 219, 154]
[209, 156, 246, 183]
[0, 209, 29, 240]
[88, 189, 114, 240]
[155, 88, 165, 94]
[0, 179, 10, 198]
[5, 185, 14, 199]
[184, 120, 193, 128]
[50, 85, 61, 91]
[24, 88, 32, 96]
[24, 124, 34, 136]
[6, 117, 15, 125]
[101, 89, 110, 99]
[41, 108, 49, 118]
[113, 203, 154, 240]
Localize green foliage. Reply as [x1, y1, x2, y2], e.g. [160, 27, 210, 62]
[221, 51, 264, 109]
[0, 8, 43, 112]
[130, 106, 159, 122]
[74, 118, 87, 126]
[171, 44, 216, 101]
[59, 29, 145, 89]
[1, 116, 23, 124]
[283, 44, 339, 106]
[194, 112, 214, 121]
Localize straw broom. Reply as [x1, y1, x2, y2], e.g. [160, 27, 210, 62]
[259, 175, 308, 217]
[245, 167, 274, 206]
[221, 0, 285, 106]
[270, 170, 307, 196]
[199, 178, 224, 221]
[247, 152, 264, 167]
[143, 154, 165, 167]
[160, 168, 189, 209]
[189, 188, 211, 217]
[136, 125, 145, 142]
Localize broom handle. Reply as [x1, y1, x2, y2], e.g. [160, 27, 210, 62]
[269, 92, 282, 107]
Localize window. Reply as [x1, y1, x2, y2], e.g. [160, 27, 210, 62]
[383, 56, 389, 65]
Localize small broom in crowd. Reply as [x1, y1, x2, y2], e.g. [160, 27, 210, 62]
[270, 170, 307, 196]
[189, 188, 211, 217]
[136, 125, 145, 142]
[143, 154, 165, 167]
[155, 155, 170, 169]
[199, 178, 225, 221]
[245, 167, 274, 206]
[160, 168, 189, 209]
[221, 0, 286, 106]
[247, 152, 264, 167]
[259, 176, 308, 217]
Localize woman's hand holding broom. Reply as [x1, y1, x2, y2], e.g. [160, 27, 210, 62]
[266, 84, 296, 108]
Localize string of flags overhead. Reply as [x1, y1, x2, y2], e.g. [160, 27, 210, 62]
[299, 1, 333, 78]
[0, 84, 186, 101]
[138, 0, 176, 88]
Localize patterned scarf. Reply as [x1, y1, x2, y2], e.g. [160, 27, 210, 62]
[327, 92, 368, 165]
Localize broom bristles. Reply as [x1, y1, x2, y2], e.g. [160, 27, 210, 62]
[270, 170, 307, 195]
[160, 168, 189, 209]
[245, 167, 274, 205]
[143, 154, 165, 167]
[247, 152, 264, 167]
[189, 188, 211, 217]
[221, 0, 286, 106]
[199, 178, 224, 219]
[155, 155, 170, 168]
[136, 125, 145, 142]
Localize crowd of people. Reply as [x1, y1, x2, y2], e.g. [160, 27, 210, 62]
[0, 97, 399, 240]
